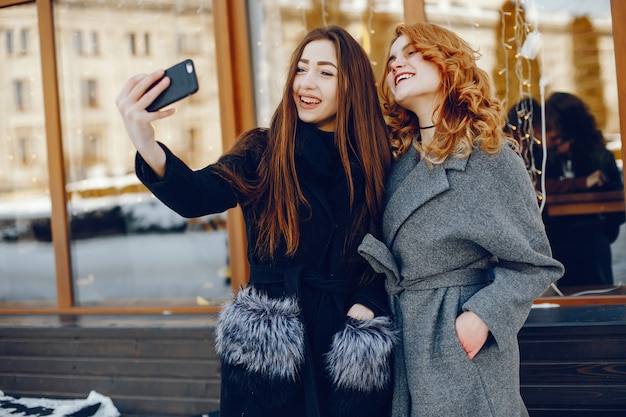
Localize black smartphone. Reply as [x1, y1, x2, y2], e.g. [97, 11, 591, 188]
[146, 59, 199, 112]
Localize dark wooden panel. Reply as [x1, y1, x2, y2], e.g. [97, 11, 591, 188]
[0, 356, 220, 378]
[520, 338, 626, 361]
[0, 315, 222, 416]
[0, 337, 216, 359]
[521, 362, 626, 383]
[528, 410, 626, 417]
[519, 305, 626, 416]
[522, 385, 626, 407]
[0, 375, 221, 398]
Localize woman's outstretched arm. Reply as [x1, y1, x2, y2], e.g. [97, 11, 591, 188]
[116, 69, 175, 177]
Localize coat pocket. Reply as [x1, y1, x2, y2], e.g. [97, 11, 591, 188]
[215, 286, 305, 409]
[325, 316, 398, 417]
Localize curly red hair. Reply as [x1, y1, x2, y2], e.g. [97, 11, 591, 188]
[379, 22, 513, 163]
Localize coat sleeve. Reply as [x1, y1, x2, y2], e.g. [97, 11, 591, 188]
[136, 142, 239, 218]
[461, 148, 564, 351]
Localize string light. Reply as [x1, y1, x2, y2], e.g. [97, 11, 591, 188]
[500, 0, 547, 210]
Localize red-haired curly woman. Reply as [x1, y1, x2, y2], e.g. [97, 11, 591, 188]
[358, 22, 564, 417]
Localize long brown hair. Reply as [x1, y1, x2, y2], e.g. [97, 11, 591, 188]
[379, 23, 511, 163]
[215, 26, 391, 259]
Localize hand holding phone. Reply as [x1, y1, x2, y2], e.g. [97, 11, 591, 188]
[146, 59, 199, 112]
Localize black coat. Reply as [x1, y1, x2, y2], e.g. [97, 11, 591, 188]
[136, 122, 394, 417]
[543, 146, 625, 286]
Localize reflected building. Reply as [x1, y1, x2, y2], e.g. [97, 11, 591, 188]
[1, 0, 222, 197]
[1, 0, 619, 198]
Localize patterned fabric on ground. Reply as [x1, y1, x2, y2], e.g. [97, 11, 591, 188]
[0, 390, 119, 417]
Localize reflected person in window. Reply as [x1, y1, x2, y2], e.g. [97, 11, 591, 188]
[358, 22, 564, 417]
[116, 26, 395, 417]
[543, 91, 625, 287]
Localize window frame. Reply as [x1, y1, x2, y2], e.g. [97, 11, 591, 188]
[0, 0, 624, 314]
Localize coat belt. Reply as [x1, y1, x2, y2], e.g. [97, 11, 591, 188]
[248, 264, 355, 297]
[387, 268, 490, 296]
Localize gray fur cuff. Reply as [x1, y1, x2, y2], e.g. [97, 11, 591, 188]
[325, 315, 397, 391]
[215, 286, 304, 380]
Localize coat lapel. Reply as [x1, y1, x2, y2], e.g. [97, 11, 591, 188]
[384, 146, 419, 204]
[384, 149, 468, 246]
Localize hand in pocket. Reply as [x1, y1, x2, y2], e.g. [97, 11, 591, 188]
[455, 310, 489, 360]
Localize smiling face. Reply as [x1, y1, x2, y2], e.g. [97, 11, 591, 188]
[292, 39, 339, 132]
[385, 35, 441, 115]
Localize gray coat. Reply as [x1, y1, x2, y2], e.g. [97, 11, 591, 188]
[359, 144, 564, 417]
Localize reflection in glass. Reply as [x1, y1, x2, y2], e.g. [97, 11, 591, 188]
[0, 3, 57, 308]
[427, 0, 624, 292]
[53, 0, 230, 307]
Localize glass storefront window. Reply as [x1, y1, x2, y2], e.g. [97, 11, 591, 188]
[51, 0, 230, 307]
[1, 0, 624, 310]
[0, 2, 57, 308]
